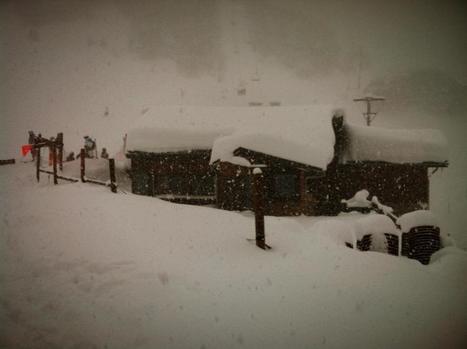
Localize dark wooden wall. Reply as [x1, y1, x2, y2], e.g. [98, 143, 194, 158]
[128, 150, 215, 205]
[217, 149, 323, 216]
[128, 149, 430, 217]
[325, 162, 429, 215]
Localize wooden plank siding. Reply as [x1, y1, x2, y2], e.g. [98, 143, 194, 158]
[221, 148, 324, 216]
[324, 162, 429, 215]
[127, 150, 216, 205]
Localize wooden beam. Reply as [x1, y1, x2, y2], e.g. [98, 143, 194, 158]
[0, 159, 15, 166]
[252, 168, 270, 250]
[57, 132, 63, 171]
[36, 148, 41, 182]
[80, 148, 86, 182]
[52, 143, 58, 185]
[109, 158, 117, 193]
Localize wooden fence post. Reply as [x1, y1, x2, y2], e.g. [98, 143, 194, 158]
[80, 148, 86, 182]
[57, 132, 63, 171]
[109, 158, 117, 193]
[252, 167, 270, 250]
[52, 143, 58, 185]
[36, 147, 41, 182]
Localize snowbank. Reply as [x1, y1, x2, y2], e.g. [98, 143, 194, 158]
[1, 164, 466, 349]
[126, 106, 336, 170]
[397, 210, 439, 232]
[354, 214, 399, 238]
[343, 123, 448, 164]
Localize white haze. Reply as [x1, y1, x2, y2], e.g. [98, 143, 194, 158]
[1, 0, 466, 245]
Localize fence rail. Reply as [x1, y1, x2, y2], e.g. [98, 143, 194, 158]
[0, 159, 15, 166]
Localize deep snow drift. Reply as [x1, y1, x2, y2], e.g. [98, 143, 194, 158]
[1, 163, 466, 349]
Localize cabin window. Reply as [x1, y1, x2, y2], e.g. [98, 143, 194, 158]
[273, 174, 298, 198]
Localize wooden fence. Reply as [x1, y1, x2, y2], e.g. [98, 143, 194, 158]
[35, 133, 117, 193]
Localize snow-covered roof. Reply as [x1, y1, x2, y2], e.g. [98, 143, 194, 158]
[127, 128, 230, 153]
[342, 123, 448, 165]
[127, 106, 336, 170]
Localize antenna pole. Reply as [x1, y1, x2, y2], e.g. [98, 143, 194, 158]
[353, 96, 385, 126]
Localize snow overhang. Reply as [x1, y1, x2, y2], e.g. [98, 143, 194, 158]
[341, 123, 449, 166]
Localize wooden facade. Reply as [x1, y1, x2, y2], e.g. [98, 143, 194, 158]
[126, 115, 447, 216]
[127, 150, 216, 205]
[325, 115, 445, 215]
[216, 148, 323, 216]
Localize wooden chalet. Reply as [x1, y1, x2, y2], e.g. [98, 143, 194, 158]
[327, 115, 448, 215]
[126, 107, 448, 216]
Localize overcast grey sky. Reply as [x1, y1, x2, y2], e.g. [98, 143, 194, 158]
[3, 0, 466, 83]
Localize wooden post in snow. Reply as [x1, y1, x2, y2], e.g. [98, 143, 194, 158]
[252, 167, 270, 250]
[52, 143, 58, 185]
[36, 146, 41, 182]
[109, 158, 117, 193]
[57, 132, 63, 171]
[80, 148, 86, 182]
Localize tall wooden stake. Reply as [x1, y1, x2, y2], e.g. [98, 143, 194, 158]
[109, 158, 117, 193]
[80, 148, 86, 182]
[52, 143, 58, 185]
[57, 132, 63, 171]
[36, 147, 41, 182]
[252, 168, 270, 250]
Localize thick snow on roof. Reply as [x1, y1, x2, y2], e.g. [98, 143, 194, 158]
[127, 106, 336, 169]
[342, 123, 448, 164]
[127, 128, 230, 153]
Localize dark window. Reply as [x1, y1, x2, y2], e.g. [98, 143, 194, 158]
[273, 174, 297, 198]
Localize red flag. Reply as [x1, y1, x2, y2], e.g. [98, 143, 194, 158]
[22, 144, 33, 156]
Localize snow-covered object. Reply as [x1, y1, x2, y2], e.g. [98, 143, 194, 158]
[342, 189, 371, 208]
[252, 167, 263, 175]
[371, 196, 394, 215]
[397, 210, 438, 232]
[353, 214, 399, 239]
[343, 123, 448, 164]
[354, 214, 399, 253]
[126, 106, 336, 170]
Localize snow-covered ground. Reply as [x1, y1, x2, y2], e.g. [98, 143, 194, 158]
[1, 162, 466, 349]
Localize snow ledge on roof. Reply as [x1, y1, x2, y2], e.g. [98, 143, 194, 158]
[343, 123, 448, 165]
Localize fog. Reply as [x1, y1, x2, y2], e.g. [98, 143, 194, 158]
[1, 0, 466, 244]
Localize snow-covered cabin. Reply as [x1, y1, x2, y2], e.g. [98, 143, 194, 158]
[125, 106, 448, 216]
[329, 114, 448, 214]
